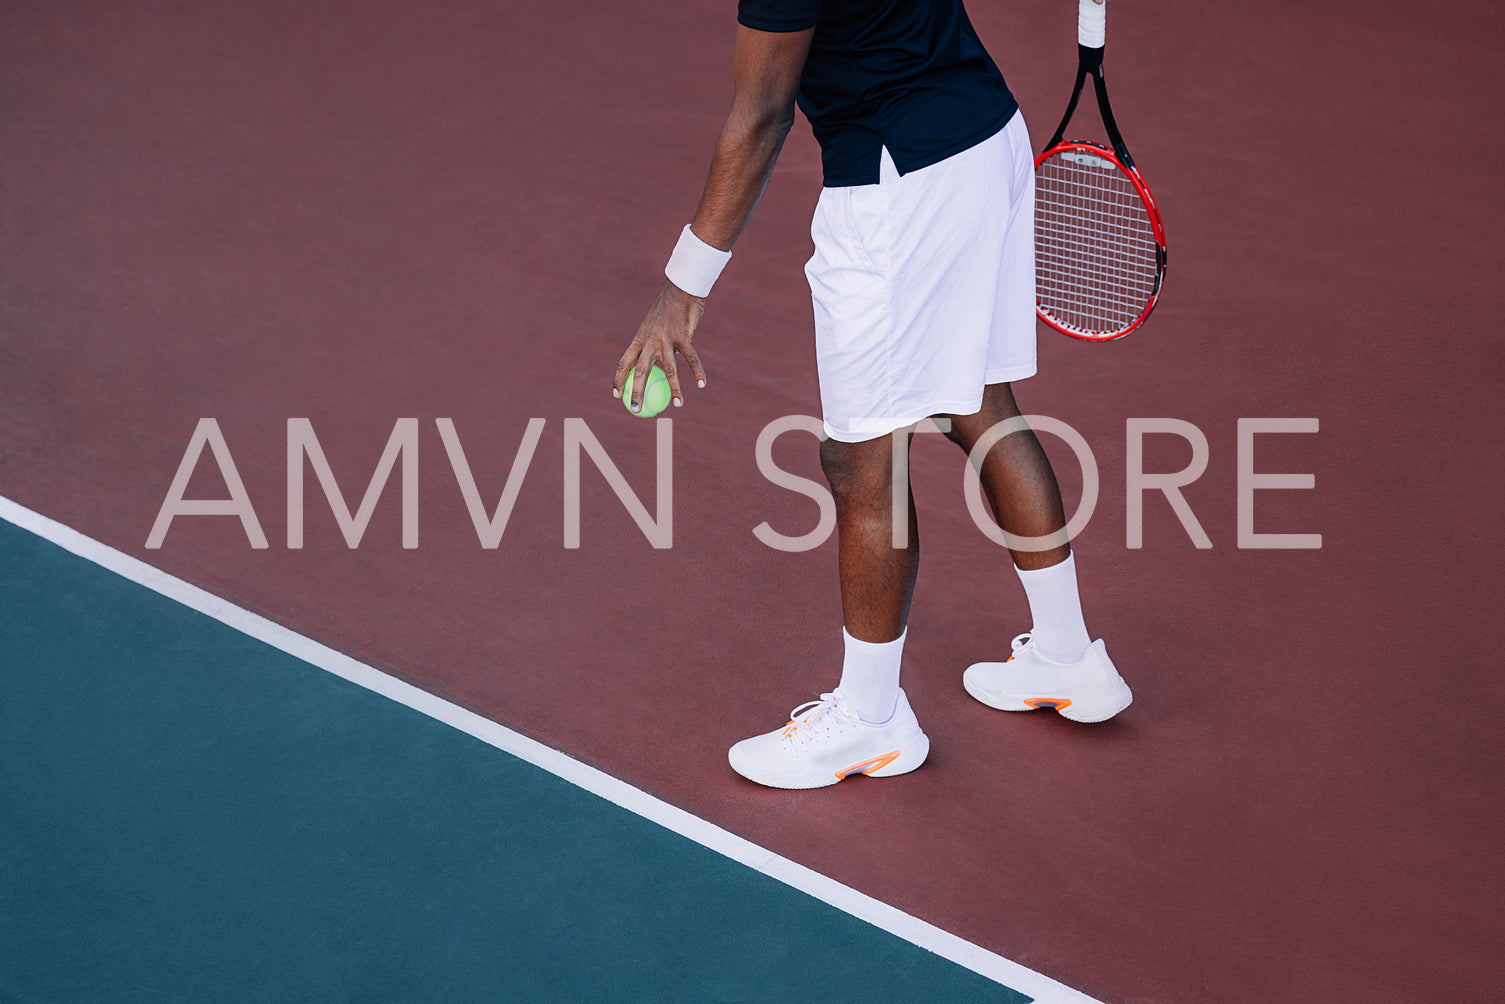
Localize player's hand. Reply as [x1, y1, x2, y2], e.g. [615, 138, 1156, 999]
[614, 279, 708, 413]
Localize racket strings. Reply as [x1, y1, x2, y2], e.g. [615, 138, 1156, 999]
[1035, 151, 1160, 336]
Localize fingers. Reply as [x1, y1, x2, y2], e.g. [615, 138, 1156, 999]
[660, 357, 685, 408]
[628, 353, 653, 413]
[662, 342, 710, 408]
[616, 284, 709, 412]
[614, 339, 651, 410]
[617, 345, 706, 412]
[680, 343, 708, 392]
[613, 350, 635, 401]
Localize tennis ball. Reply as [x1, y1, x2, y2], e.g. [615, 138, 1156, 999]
[624, 365, 672, 418]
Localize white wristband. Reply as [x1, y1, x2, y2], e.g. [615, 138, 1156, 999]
[1078, 0, 1105, 49]
[664, 224, 732, 298]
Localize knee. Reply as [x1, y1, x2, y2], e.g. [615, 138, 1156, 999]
[819, 436, 856, 496]
[820, 436, 889, 508]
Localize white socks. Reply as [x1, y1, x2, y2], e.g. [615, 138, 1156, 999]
[1014, 552, 1093, 664]
[838, 627, 905, 724]
[833, 556, 1088, 718]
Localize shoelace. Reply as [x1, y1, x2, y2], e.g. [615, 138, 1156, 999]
[1010, 632, 1033, 658]
[780, 691, 859, 749]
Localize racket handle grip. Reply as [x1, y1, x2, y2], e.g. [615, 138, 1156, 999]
[1078, 0, 1106, 49]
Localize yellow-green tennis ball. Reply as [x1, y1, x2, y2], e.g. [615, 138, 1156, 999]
[624, 365, 671, 418]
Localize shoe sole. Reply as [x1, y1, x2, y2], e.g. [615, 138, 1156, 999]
[728, 730, 931, 790]
[963, 673, 1133, 724]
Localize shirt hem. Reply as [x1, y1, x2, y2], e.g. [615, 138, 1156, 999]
[736, 12, 819, 33]
[819, 102, 1020, 188]
[893, 103, 1017, 177]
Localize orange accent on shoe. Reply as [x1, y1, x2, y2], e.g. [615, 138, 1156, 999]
[1023, 697, 1073, 711]
[835, 751, 901, 779]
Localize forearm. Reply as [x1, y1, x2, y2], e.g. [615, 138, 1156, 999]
[688, 111, 795, 252]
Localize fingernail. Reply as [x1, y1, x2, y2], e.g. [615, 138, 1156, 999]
[631, 401, 640, 412]
[697, 379, 706, 388]
[673, 397, 683, 407]
[612, 388, 620, 398]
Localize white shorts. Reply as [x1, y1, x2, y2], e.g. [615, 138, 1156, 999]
[805, 110, 1036, 443]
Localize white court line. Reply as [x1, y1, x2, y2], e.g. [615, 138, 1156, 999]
[0, 494, 1103, 1004]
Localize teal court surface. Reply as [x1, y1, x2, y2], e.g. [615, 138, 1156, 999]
[1, 506, 1061, 1001]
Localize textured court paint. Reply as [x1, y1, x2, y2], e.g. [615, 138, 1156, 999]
[0, 515, 1028, 1002]
[3, 3, 1503, 1002]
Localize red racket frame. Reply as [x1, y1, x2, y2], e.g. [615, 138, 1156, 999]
[1034, 139, 1166, 342]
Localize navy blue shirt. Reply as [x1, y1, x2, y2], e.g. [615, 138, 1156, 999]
[736, 0, 1018, 187]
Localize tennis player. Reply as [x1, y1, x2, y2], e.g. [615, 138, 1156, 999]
[615, 0, 1132, 789]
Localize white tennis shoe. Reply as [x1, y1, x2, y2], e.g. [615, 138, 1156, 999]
[728, 689, 930, 789]
[964, 633, 1132, 723]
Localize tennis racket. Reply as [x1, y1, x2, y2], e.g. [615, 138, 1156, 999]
[1035, 0, 1166, 341]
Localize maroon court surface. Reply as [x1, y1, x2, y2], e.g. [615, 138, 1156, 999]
[3, 2, 1502, 1001]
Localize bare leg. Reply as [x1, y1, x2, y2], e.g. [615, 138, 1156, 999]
[819, 432, 919, 643]
[941, 382, 1070, 570]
